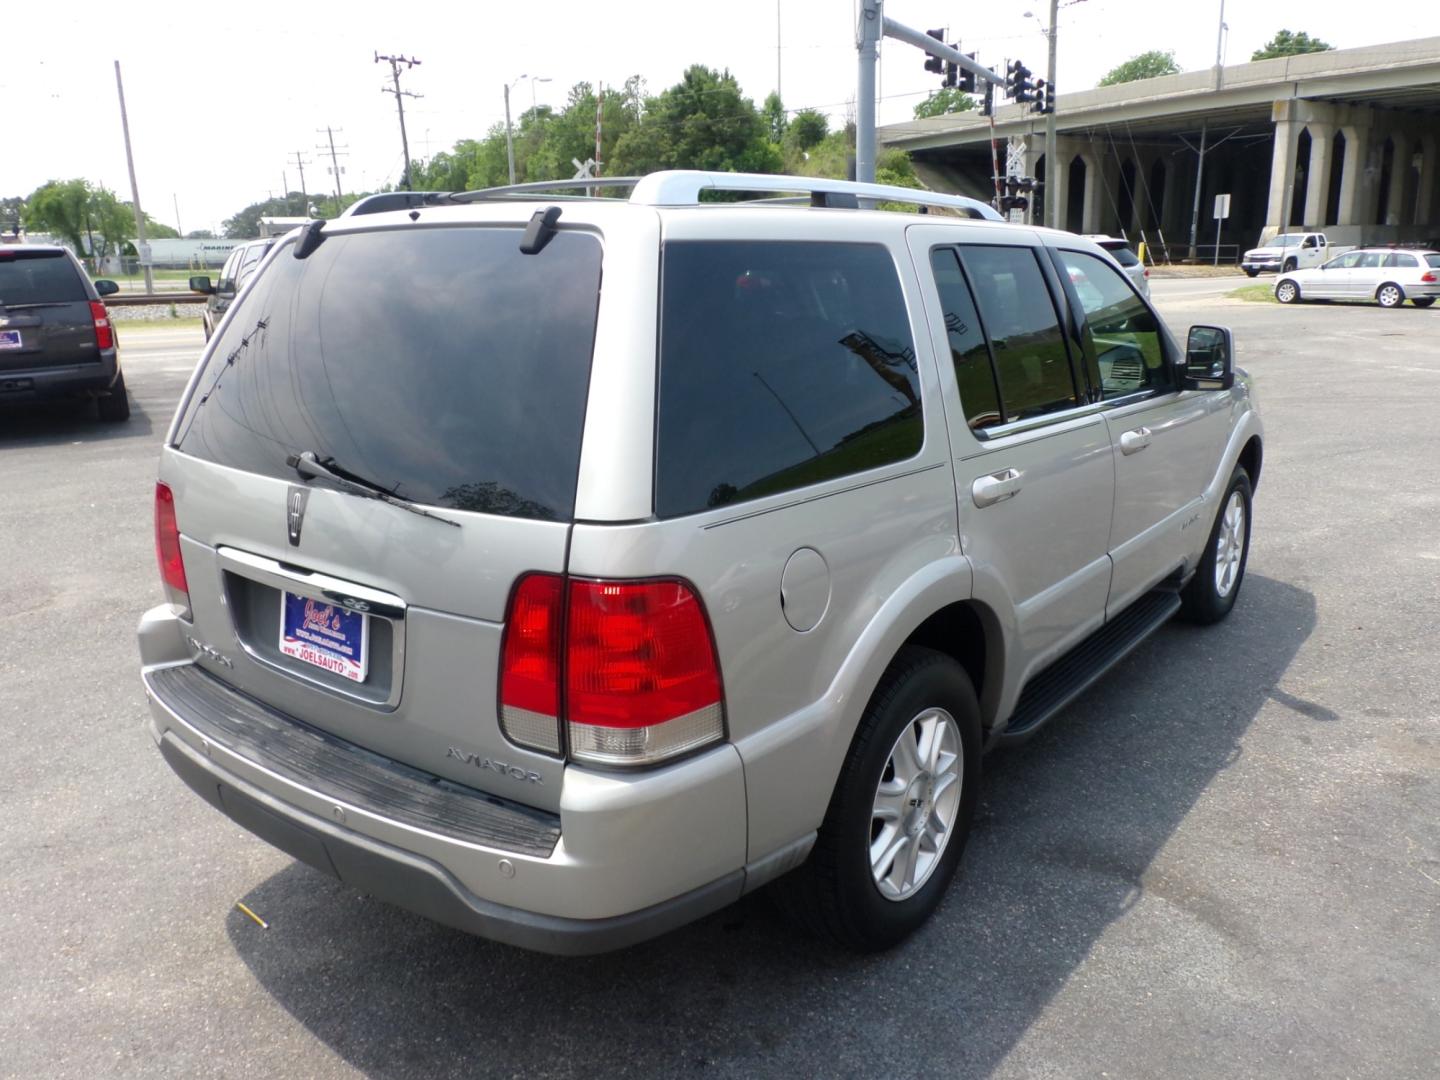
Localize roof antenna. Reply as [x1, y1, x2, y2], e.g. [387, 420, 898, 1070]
[519, 206, 562, 255]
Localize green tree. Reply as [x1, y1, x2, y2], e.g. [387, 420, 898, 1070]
[913, 87, 976, 119]
[611, 65, 783, 176]
[1251, 30, 1333, 61]
[221, 194, 306, 238]
[185, 229, 216, 240]
[762, 91, 788, 143]
[23, 180, 135, 264]
[1, 195, 24, 234]
[787, 109, 829, 153]
[1099, 50, 1180, 86]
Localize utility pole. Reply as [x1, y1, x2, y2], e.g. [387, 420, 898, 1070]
[317, 127, 349, 215]
[173, 193, 183, 238]
[1214, 0, 1228, 88]
[113, 61, 153, 295]
[1187, 119, 1208, 261]
[776, 1, 782, 99]
[291, 151, 311, 216]
[1044, 0, 1059, 229]
[375, 52, 422, 189]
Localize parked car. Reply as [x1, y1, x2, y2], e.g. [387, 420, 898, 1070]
[0, 244, 128, 421]
[138, 171, 1262, 955]
[1241, 231, 1347, 276]
[1275, 248, 1440, 308]
[1085, 235, 1150, 296]
[190, 238, 277, 340]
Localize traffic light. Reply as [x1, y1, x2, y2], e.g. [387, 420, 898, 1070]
[958, 52, 978, 94]
[980, 83, 994, 117]
[1031, 79, 1053, 115]
[924, 29, 944, 75]
[944, 59, 957, 88]
[1006, 60, 1034, 103]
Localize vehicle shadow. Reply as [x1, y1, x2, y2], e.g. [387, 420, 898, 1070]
[0, 396, 155, 446]
[225, 573, 1315, 1079]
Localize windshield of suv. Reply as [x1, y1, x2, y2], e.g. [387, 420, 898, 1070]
[0, 250, 86, 305]
[173, 225, 602, 521]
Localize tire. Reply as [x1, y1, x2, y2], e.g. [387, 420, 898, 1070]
[1282, 258, 1297, 273]
[97, 369, 130, 422]
[1275, 279, 1300, 304]
[1413, 298, 1435, 309]
[1180, 466, 1252, 625]
[1244, 268, 1259, 278]
[1376, 283, 1405, 308]
[774, 646, 981, 951]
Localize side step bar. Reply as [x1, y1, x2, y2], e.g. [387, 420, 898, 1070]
[999, 589, 1182, 743]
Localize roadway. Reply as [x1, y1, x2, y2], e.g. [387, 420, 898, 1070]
[2, 299, 1437, 1079]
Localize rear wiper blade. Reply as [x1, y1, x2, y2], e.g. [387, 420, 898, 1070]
[285, 450, 461, 528]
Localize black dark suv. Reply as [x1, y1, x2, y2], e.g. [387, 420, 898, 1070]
[0, 244, 128, 421]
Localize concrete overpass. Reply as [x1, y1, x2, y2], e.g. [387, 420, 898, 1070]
[879, 38, 1440, 258]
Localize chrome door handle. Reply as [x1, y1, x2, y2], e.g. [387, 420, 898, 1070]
[1120, 427, 1152, 455]
[972, 468, 1023, 508]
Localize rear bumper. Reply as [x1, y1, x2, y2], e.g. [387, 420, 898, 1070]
[0, 351, 118, 399]
[139, 608, 755, 954]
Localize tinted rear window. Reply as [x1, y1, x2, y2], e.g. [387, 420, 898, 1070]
[656, 241, 922, 518]
[0, 251, 86, 305]
[1098, 241, 1140, 267]
[1427, 254, 1440, 269]
[174, 226, 602, 521]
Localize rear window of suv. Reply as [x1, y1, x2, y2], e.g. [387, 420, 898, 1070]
[1096, 241, 1140, 268]
[0, 250, 86, 305]
[655, 241, 922, 518]
[174, 226, 602, 521]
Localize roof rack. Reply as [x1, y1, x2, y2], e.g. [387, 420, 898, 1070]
[629, 171, 1003, 220]
[451, 170, 1002, 220]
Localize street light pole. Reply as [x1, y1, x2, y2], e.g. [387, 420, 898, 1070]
[1044, 0, 1058, 229]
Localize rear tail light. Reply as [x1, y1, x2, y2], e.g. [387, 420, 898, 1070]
[154, 482, 189, 603]
[89, 300, 113, 350]
[1143, 268, 1150, 278]
[499, 574, 725, 766]
[1422, 272, 1437, 283]
[499, 574, 564, 754]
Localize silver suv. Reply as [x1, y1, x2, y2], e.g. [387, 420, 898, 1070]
[138, 172, 1263, 954]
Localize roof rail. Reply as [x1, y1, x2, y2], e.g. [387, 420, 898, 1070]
[452, 171, 1002, 219]
[629, 171, 1003, 220]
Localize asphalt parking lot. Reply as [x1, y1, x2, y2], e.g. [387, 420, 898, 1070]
[2, 284, 1437, 1079]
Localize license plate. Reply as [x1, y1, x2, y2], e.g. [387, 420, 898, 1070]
[279, 592, 368, 682]
[0, 330, 21, 350]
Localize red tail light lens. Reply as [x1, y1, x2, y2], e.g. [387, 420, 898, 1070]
[89, 300, 113, 350]
[1422, 272, 1437, 283]
[565, 579, 724, 766]
[498, 575, 726, 765]
[499, 573, 564, 754]
[154, 482, 189, 599]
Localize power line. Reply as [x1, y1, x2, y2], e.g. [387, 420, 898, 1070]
[290, 150, 311, 216]
[375, 52, 422, 190]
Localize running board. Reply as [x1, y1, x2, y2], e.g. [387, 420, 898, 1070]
[999, 589, 1182, 743]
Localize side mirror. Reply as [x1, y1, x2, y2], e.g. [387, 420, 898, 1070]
[1184, 325, 1235, 391]
[189, 275, 216, 295]
[94, 279, 119, 296]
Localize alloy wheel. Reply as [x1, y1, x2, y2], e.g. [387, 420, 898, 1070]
[870, 708, 963, 902]
[1214, 490, 1246, 598]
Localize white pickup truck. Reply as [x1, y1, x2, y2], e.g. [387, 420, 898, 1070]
[1242, 232, 1353, 276]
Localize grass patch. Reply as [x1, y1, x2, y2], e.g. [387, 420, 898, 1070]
[115, 317, 204, 332]
[1227, 284, 1277, 303]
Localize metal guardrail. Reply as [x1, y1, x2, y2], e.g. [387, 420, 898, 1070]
[105, 293, 207, 307]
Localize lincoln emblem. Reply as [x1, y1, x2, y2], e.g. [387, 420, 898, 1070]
[287, 485, 310, 546]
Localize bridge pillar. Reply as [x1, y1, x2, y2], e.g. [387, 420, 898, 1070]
[1335, 122, 1373, 227]
[1417, 134, 1439, 227]
[1264, 102, 1302, 234]
[1304, 124, 1336, 228]
[1049, 137, 1078, 232]
[1386, 130, 1410, 226]
[1080, 152, 1104, 235]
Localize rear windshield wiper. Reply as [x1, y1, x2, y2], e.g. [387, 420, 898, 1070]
[285, 450, 462, 528]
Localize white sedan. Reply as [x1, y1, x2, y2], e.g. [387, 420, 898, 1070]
[1275, 248, 1440, 309]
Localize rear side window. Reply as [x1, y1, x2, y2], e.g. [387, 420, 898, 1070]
[174, 226, 602, 521]
[930, 248, 1002, 430]
[1426, 254, 1440, 269]
[1058, 250, 1170, 398]
[956, 245, 1079, 425]
[1357, 252, 1383, 268]
[1383, 253, 1417, 269]
[656, 241, 922, 518]
[0, 251, 86, 305]
[1099, 242, 1141, 268]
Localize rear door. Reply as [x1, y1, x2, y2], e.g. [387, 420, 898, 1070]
[1349, 251, 1385, 299]
[909, 226, 1115, 678]
[163, 219, 607, 810]
[0, 249, 98, 372]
